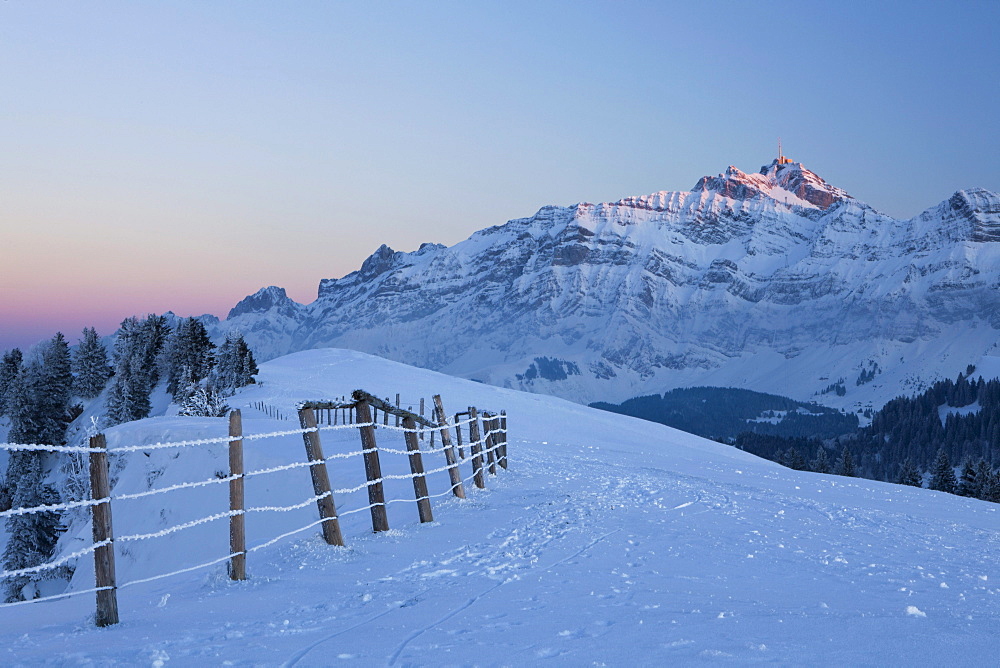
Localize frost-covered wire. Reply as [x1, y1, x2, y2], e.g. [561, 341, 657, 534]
[0, 585, 113, 610]
[117, 511, 240, 542]
[118, 553, 240, 590]
[0, 540, 110, 580]
[0, 442, 101, 454]
[0, 496, 109, 520]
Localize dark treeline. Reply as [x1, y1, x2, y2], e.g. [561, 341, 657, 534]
[0, 315, 259, 601]
[591, 386, 858, 441]
[735, 371, 1000, 504]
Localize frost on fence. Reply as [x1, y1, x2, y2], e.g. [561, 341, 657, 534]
[0, 394, 509, 621]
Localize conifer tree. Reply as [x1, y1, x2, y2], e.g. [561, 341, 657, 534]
[0, 348, 23, 416]
[72, 327, 112, 399]
[211, 332, 258, 396]
[165, 318, 215, 400]
[929, 449, 957, 494]
[835, 446, 856, 477]
[106, 315, 169, 425]
[973, 458, 993, 500]
[897, 459, 922, 487]
[811, 445, 831, 474]
[957, 459, 980, 497]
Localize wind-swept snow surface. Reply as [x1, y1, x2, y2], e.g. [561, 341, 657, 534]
[3, 350, 998, 665]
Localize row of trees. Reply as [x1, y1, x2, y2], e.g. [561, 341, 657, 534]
[734, 372, 1000, 505]
[1, 318, 258, 601]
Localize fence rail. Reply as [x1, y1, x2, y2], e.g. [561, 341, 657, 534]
[0, 389, 509, 628]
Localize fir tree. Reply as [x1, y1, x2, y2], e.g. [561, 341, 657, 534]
[211, 332, 258, 396]
[811, 445, 831, 474]
[106, 315, 169, 425]
[973, 458, 993, 500]
[178, 386, 230, 417]
[957, 459, 980, 497]
[72, 327, 112, 399]
[896, 459, 922, 487]
[835, 446, 856, 477]
[929, 449, 957, 494]
[0, 348, 23, 416]
[165, 318, 215, 400]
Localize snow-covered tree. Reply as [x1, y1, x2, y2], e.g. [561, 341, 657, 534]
[107, 315, 169, 425]
[72, 327, 112, 399]
[929, 449, 957, 494]
[211, 332, 257, 396]
[957, 459, 980, 497]
[0, 348, 23, 416]
[178, 386, 230, 417]
[165, 318, 215, 400]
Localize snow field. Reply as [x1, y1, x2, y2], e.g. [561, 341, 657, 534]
[2, 349, 998, 665]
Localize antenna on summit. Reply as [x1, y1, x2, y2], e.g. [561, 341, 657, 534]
[776, 138, 792, 165]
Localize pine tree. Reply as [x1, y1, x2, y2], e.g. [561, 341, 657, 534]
[211, 332, 257, 396]
[957, 459, 980, 497]
[896, 459, 922, 487]
[973, 458, 993, 500]
[835, 446, 856, 477]
[107, 316, 169, 425]
[178, 386, 230, 417]
[811, 445, 831, 474]
[929, 449, 957, 494]
[165, 318, 215, 400]
[72, 327, 112, 399]
[0, 348, 23, 416]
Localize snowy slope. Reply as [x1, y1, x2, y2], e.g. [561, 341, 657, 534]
[217, 160, 1000, 415]
[2, 349, 998, 665]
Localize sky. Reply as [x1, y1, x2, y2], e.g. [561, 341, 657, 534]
[1, 1, 998, 353]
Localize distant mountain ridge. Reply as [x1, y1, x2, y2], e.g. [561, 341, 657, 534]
[215, 158, 1000, 413]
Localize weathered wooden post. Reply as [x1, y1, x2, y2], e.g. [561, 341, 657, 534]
[297, 407, 345, 546]
[355, 398, 389, 532]
[401, 416, 434, 523]
[454, 413, 465, 459]
[431, 395, 466, 499]
[89, 433, 119, 627]
[228, 410, 247, 580]
[467, 407, 486, 489]
[419, 398, 425, 441]
[395, 393, 401, 427]
[499, 411, 508, 469]
[383, 399, 389, 426]
[483, 413, 498, 475]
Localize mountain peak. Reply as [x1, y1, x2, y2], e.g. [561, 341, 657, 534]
[227, 286, 300, 319]
[692, 158, 851, 210]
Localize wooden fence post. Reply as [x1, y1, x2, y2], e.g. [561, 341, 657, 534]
[401, 416, 434, 523]
[454, 413, 465, 459]
[483, 413, 498, 476]
[467, 407, 486, 489]
[395, 393, 400, 427]
[499, 411, 508, 469]
[228, 410, 247, 580]
[297, 407, 345, 546]
[419, 398, 425, 441]
[89, 433, 119, 627]
[355, 399, 389, 532]
[431, 395, 465, 499]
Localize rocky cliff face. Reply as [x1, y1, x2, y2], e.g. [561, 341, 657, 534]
[218, 160, 1000, 413]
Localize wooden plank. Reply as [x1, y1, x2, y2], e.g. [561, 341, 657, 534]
[468, 407, 486, 489]
[355, 399, 389, 532]
[431, 395, 465, 499]
[483, 413, 498, 475]
[454, 413, 465, 459]
[402, 416, 434, 522]
[228, 410, 246, 580]
[89, 433, 119, 627]
[297, 408, 345, 546]
[499, 411, 508, 469]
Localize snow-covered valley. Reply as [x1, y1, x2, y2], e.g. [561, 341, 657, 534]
[3, 349, 998, 665]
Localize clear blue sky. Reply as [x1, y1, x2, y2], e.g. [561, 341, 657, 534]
[1, 1, 998, 352]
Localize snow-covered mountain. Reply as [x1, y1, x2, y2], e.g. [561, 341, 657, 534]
[219, 159, 1000, 412]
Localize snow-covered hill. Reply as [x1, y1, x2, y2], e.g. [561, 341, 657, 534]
[4, 349, 998, 664]
[217, 159, 1000, 414]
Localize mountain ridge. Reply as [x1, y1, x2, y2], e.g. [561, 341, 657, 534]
[215, 159, 1000, 414]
